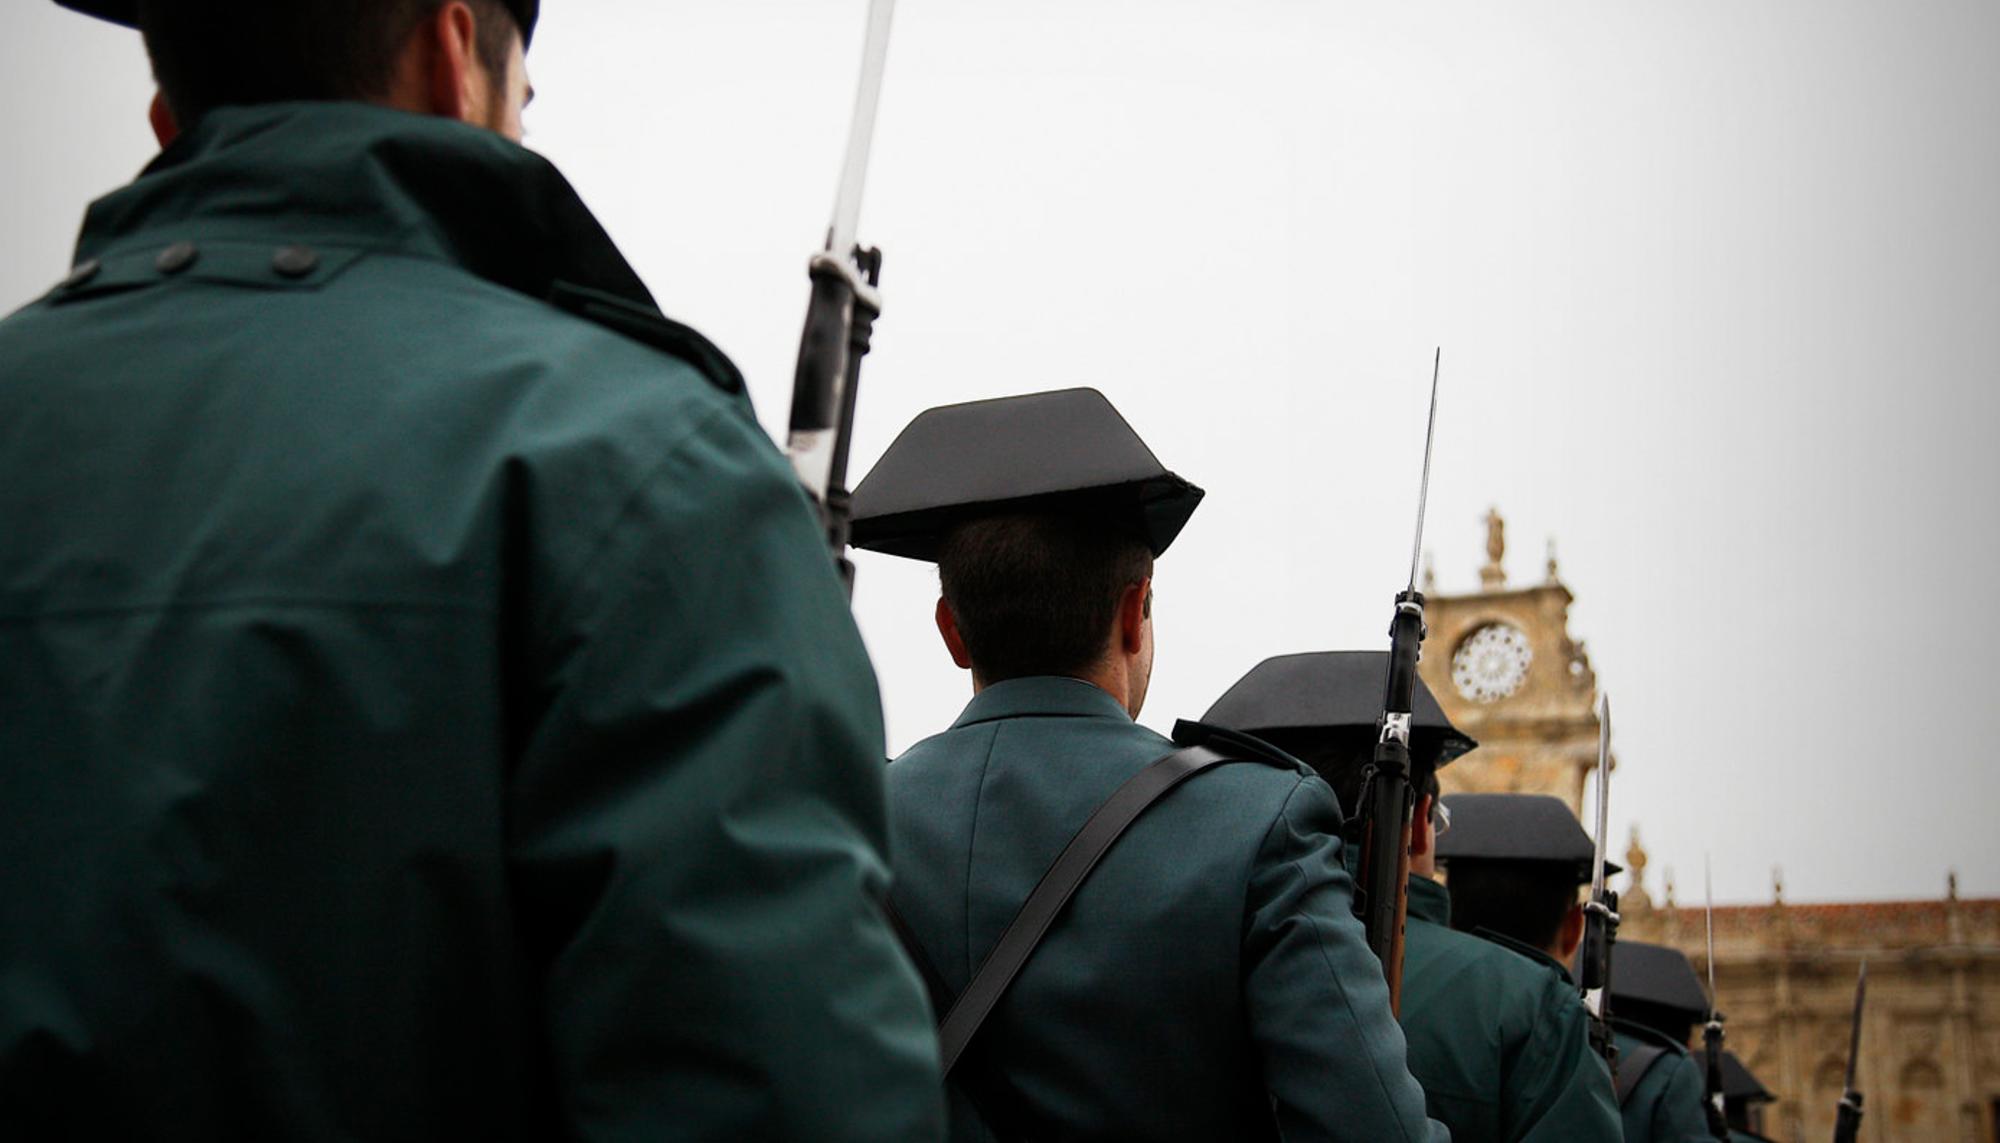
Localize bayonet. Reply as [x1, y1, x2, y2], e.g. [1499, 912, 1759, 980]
[1834, 961, 1868, 1142]
[785, 0, 898, 591]
[1354, 350, 1443, 1014]
[1578, 693, 1620, 1066]
[1404, 347, 1441, 595]
[1702, 860, 1729, 1139]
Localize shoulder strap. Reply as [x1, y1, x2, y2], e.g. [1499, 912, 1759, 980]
[1616, 1040, 1672, 1106]
[935, 733, 1271, 1076]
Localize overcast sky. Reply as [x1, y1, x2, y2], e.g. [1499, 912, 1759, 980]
[5, 0, 1997, 907]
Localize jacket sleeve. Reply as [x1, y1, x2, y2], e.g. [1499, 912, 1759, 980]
[505, 397, 944, 1142]
[1241, 774, 1450, 1143]
[1506, 975, 1624, 1141]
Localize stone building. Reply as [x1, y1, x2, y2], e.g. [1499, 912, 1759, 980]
[1421, 511, 2000, 1142]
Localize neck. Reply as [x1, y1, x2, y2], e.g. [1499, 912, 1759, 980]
[1073, 658, 1131, 714]
[970, 660, 1133, 717]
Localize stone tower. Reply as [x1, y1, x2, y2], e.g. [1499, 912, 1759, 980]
[1417, 508, 1603, 814]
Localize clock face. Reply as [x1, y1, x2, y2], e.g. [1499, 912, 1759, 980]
[1452, 623, 1533, 703]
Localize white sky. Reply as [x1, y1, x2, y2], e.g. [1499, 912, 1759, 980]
[4, 0, 1997, 906]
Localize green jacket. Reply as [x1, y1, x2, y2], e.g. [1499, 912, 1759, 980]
[886, 677, 1446, 1143]
[1398, 876, 1621, 1141]
[1614, 1023, 1716, 1143]
[0, 103, 942, 1141]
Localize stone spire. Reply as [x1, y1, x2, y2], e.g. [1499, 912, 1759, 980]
[1480, 507, 1507, 590]
[1423, 551, 1438, 595]
[1545, 538, 1560, 584]
[1948, 870, 1964, 944]
[1623, 828, 1653, 912]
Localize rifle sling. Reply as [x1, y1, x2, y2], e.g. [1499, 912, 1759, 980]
[883, 898, 1033, 1141]
[933, 741, 1235, 1076]
[1616, 1041, 1671, 1106]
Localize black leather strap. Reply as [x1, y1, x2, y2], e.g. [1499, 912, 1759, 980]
[935, 741, 1234, 1076]
[1616, 1041, 1670, 1106]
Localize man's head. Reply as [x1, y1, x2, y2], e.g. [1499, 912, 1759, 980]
[934, 513, 1155, 716]
[1445, 861, 1587, 962]
[1432, 793, 1611, 962]
[1199, 650, 1475, 864]
[1606, 941, 1712, 1044]
[111, 0, 532, 143]
[847, 387, 1203, 716]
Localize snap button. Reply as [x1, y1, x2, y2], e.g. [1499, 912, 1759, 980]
[155, 241, 199, 275]
[272, 245, 320, 279]
[61, 258, 102, 289]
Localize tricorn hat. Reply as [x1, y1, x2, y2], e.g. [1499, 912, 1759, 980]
[1720, 1051, 1775, 1105]
[1201, 651, 1478, 774]
[56, 0, 541, 47]
[849, 388, 1203, 562]
[1608, 940, 1711, 1018]
[1435, 793, 1620, 882]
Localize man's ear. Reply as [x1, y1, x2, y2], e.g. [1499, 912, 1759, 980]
[1410, 793, 1435, 859]
[1556, 901, 1587, 962]
[148, 91, 178, 148]
[935, 597, 973, 670]
[1117, 577, 1151, 656]
[420, 1, 483, 122]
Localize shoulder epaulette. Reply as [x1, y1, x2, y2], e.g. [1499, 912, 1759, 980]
[1610, 1016, 1691, 1056]
[1170, 719, 1309, 772]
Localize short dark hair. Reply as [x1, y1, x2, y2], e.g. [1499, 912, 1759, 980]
[937, 512, 1152, 684]
[1444, 861, 1580, 953]
[138, 0, 517, 125]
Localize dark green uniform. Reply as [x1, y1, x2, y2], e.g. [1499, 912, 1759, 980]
[888, 677, 1446, 1142]
[0, 103, 941, 1140]
[1615, 1023, 1716, 1143]
[1399, 875, 1621, 1141]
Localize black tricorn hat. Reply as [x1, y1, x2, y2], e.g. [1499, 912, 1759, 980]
[1200, 651, 1478, 773]
[1720, 1051, 1775, 1105]
[1608, 941, 1711, 1018]
[849, 388, 1204, 562]
[1434, 793, 1620, 882]
[55, 0, 541, 46]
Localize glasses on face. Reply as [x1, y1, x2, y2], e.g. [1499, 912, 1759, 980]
[1428, 798, 1451, 838]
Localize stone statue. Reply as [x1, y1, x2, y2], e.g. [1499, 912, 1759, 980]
[1480, 507, 1507, 589]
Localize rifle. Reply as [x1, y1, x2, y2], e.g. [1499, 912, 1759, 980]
[1353, 349, 1442, 1014]
[1577, 692, 1620, 1067]
[1702, 861, 1730, 1140]
[1833, 961, 1868, 1142]
[785, 0, 897, 594]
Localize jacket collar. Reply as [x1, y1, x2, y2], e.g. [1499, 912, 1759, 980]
[1406, 873, 1450, 925]
[77, 102, 653, 314]
[949, 676, 1134, 729]
[69, 102, 743, 393]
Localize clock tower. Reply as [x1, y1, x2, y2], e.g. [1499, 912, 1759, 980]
[1418, 508, 1605, 816]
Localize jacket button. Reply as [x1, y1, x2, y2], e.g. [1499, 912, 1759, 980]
[155, 241, 199, 275]
[61, 259, 102, 289]
[272, 245, 320, 279]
